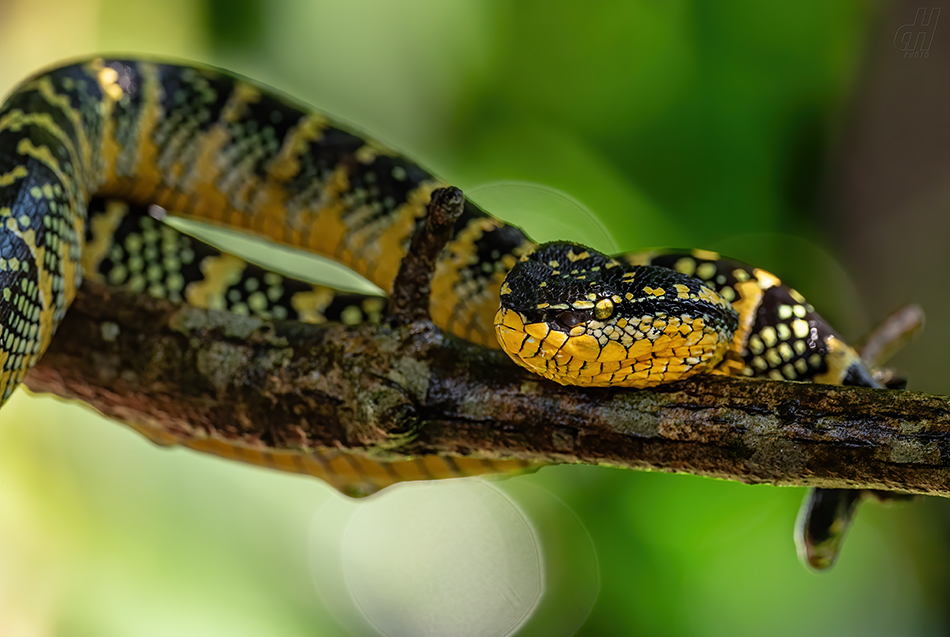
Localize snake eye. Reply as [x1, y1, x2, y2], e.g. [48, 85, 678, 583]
[594, 298, 614, 320]
[555, 311, 587, 329]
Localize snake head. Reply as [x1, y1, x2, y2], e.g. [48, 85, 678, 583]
[494, 242, 739, 387]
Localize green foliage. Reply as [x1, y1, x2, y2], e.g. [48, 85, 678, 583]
[0, 1, 941, 636]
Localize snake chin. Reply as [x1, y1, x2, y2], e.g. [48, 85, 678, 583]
[494, 242, 739, 388]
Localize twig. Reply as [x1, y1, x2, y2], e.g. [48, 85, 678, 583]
[386, 186, 465, 323]
[855, 303, 925, 368]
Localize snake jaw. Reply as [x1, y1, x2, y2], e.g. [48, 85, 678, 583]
[495, 306, 730, 387]
[494, 242, 739, 388]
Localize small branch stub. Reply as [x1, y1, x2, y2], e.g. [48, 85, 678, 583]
[855, 303, 925, 366]
[387, 186, 466, 323]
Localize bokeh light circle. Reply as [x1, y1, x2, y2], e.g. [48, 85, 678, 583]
[341, 482, 542, 637]
[309, 478, 599, 637]
[467, 181, 620, 254]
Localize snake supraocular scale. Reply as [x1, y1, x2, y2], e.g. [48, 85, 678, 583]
[0, 58, 878, 511]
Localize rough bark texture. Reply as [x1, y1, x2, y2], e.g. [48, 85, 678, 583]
[22, 280, 950, 498]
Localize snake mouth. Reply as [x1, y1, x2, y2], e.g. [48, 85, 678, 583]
[494, 305, 732, 388]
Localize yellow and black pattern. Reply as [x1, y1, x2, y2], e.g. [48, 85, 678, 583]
[83, 197, 387, 325]
[88, 59, 535, 345]
[0, 57, 877, 500]
[123, 414, 535, 498]
[496, 243, 878, 391]
[624, 249, 878, 388]
[494, 243, 879, 565]
[0, 57, 537, 495]
[0, 56, 533, 379]
[495, 242, 740, 387]
[77, 195, 532, 496]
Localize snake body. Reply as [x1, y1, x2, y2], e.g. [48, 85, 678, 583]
[0, 58, 878, 499]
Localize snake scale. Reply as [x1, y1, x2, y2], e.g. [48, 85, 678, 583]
[0, 58, 881, 564]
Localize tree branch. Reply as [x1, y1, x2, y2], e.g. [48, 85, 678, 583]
[21, 279, 950, 497]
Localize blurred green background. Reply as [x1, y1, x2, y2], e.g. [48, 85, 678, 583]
[0, 0, 947, 635]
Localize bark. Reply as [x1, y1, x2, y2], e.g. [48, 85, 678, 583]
[22, 279, 950, 498]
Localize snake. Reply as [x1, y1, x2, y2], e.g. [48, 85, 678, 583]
[0, 57, 881, 564]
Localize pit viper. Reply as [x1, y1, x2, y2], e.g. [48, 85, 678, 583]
[0, 58, 881, 567]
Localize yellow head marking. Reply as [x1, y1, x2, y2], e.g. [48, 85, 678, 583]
[566, 249, 590, 262]
[674, 283, 691, 300]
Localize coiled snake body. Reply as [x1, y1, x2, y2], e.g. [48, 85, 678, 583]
[0, 59, 877, 546]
